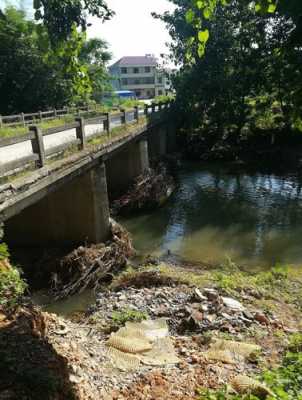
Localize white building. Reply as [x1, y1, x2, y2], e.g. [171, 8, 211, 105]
[109, 55, 171, 99]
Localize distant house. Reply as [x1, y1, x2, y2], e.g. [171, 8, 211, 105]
[109, 55, 171, 99]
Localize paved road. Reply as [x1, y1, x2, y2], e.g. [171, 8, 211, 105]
[0, 108, 150, 168]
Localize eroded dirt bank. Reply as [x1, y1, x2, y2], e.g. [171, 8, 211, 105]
[1, 263, 301, 400]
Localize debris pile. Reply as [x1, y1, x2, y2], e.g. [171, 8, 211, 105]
[111, 164, 176, 215]
[90, 285, 266, 335]
[51, 220, 134, 299]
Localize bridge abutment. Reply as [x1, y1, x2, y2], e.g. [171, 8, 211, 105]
[5, 162, 110, 246]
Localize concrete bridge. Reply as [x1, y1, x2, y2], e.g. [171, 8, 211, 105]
[0, 103, 176, 246]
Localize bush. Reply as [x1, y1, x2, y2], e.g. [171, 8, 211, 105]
[0, 266, 27, 311]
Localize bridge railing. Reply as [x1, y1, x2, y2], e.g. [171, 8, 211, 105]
[0, 102, 172, 178]
[0, 104, 104, 128]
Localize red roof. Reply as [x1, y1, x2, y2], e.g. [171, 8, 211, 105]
[113, 56, 157, 67]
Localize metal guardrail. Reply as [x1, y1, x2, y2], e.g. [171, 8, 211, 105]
[0, 102, 171, 177]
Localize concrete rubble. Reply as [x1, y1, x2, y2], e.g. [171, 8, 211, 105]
[1, 277, 294, 400]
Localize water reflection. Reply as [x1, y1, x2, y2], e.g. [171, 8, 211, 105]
[120, 163, 302, 267]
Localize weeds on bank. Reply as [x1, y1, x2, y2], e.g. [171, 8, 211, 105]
[198, 350, 302, 400]
[111, 308, 148, 326]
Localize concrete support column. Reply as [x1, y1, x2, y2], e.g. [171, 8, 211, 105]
[106, 139, 150, 199]
[159, 126, 167, 156]
[166, 122, 177, 152]
[138, 138, 149, 172]
[5, 163, 111, 246]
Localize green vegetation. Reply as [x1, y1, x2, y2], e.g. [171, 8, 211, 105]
[0, 225, 27, 311]
[0, 267, 27, 310]
[198, 350, 302, 399]
[0, 6, 112, 115]
[111, 308, 148, 326]
[0, 116, 75, 138]
[155, 0, 302, 161]
[152, 94, 175, 104]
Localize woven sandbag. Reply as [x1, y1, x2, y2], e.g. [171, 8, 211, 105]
[231, 375, 274, 399]
[211, 339, 261, 358]
[126, 318, 168, 341]
[107, 347, 140, 371]
[117, 326, 149, 341]
[107, 334, 152, 354]
[204, 349, 237, 364]
[140, 337, 180, 366]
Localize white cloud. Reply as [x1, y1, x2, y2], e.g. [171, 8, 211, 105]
[87, 0, 175, 64]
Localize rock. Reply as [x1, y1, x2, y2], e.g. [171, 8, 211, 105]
[201, 304, 209, 312]
[243, 310, 253, 320]
[254, 312, 270, 325]
[193, 288, 207, 302]
[204, 288, 219, 301]
[190, 310, 204, 322]
[222, 297, 245, 311]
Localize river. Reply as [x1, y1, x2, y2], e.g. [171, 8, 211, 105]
[120, 162, 302, 268]
[39, 162, 302, 315]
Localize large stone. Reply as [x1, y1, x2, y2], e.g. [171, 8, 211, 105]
[222, 297, 245, 311]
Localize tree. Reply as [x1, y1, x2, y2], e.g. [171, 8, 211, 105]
[79, 38, 112, 101]
[0, 0, 114, 45]
[0, 6, 111, 113]
[156, 0, 301, 154]
[183, 0, 301, 62]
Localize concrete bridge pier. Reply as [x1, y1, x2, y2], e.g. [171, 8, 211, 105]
[106, 138, 150, 199]
[5, 162, 111, 246]
[167, 122, 177, 153]
[148, 124, 168, 160]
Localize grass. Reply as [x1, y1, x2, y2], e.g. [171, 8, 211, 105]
[111, 261, 302, 310]
[0, 116, 75, 138]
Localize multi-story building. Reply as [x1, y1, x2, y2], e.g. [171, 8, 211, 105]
[109, 55, 171, 99]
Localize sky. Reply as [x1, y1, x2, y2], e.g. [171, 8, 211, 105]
[1, 0, 175, 65]
[87, 0, 175, 65]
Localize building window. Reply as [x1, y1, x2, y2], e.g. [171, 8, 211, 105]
[121, 78, 128, 85]
[133, 67, 139, 74]
[145, 66, 151, 73]
[157, 77, 163, 84]
[121, 67, 127, 74]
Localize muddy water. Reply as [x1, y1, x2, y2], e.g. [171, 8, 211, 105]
[119, 163, 302, 267]
[37, 162, 302, 316]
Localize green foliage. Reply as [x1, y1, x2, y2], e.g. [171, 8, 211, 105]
[152, 94, 175, 104]
[0, 267, 27, 310]
[111, 308, 148, 326]
[0, 6, 112, 114]
[158, 0, 302, 152]
[0, 243, 9, 261]
[288, 333, 302, 353]
[32, 0, 114, 45]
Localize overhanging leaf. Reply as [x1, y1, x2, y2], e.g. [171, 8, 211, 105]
[198, 29, 209, 44]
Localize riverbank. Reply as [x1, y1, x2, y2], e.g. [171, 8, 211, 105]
[1, 261, 301, 400]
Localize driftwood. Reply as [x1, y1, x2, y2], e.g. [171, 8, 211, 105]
[112, 164, 176, 215]
[51, 220, 134, 299]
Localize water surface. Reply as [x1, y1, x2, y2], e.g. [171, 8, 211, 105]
[119, 163, 302, 267]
